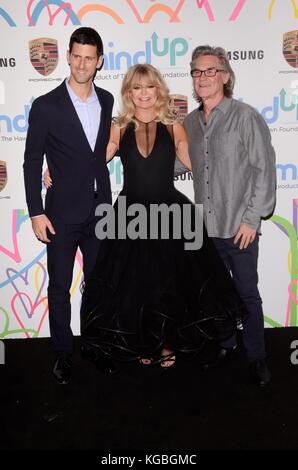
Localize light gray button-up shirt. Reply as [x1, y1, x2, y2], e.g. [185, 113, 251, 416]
[66, 79, 101, 152]
[184, 97, 276, 238]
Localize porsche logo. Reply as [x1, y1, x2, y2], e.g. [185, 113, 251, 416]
[283, 30, 298, 68]
[0, 161, 7, 192]
[29, 38, 58, 76]
[169, 94, 188, 124]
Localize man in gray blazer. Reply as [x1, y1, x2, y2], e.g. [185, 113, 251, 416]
[183, 45, 276, 387]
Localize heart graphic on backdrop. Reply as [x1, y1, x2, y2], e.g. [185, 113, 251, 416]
[0, 210, 24, 263]
[7, 262, 48, 338]
[4, 251, 83, 338]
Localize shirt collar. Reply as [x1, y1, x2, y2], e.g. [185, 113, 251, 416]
[66, 78, 97, 104]
[216, 96, 232, 114]
[199, 96, 232, 115]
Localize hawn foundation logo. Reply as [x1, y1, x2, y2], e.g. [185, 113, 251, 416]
[0, 161, 7, 192]
[29, 38, 58, 76]
[283, 31, 298, 69]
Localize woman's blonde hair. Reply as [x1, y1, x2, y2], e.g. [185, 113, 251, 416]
[117, 64, 175, 128]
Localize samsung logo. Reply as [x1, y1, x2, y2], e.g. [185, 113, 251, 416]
[227, 50, 264, 61]
[0, 57, 16, 68]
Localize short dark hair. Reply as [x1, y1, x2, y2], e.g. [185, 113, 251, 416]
[69, 27, 103, 58]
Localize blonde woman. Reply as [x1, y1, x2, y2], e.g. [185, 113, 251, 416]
[45, 64, 242, 370]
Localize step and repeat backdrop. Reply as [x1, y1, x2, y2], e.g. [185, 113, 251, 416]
[0, 0, 297, 339]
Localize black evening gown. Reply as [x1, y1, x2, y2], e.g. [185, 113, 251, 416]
[80, 121, 243, 362]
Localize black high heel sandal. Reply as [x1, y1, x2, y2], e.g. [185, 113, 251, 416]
[139, 357, 153, 366]
[159, 353, 176, 369]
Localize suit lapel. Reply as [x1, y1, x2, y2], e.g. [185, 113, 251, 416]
[58, 81, 109, 154]
[58, 80, 93, 153]
[93, 86, 108, 154]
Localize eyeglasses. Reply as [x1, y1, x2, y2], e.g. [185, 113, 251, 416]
[190, 67, 225, 78]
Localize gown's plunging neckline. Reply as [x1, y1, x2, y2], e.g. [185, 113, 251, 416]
[133, 118, 158, 160]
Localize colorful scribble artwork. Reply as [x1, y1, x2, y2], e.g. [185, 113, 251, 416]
[0, 210, 83, 339]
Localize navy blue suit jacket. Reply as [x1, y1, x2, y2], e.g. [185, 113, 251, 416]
[23, 80, 113, 223]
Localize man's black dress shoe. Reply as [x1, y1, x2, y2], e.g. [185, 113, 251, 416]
[52, 355, 72, 385]
[202, 345, 238, 371]
[249, 359, 271, 387]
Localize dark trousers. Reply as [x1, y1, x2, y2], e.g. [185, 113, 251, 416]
[47, 194, 105, 355]
[212, 236, 266, 362]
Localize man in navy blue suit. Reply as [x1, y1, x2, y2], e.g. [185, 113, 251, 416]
[24, 27, 114, 384]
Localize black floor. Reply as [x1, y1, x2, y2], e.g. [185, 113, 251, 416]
[1, 327, 298, 455]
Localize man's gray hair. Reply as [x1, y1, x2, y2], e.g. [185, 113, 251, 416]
[191, 45, 235, 102]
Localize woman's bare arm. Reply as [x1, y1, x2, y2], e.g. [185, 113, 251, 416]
[173, 122, 192, 171]
[106, 122, 120, 162]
